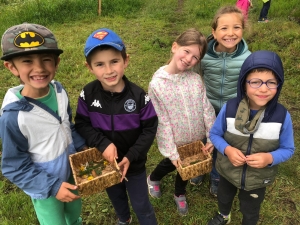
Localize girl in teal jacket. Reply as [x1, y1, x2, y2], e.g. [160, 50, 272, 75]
[191, 5, 251, 197]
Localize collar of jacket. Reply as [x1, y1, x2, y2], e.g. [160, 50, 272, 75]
[98, 75, 130, 99]
[206, 35, 247, 59]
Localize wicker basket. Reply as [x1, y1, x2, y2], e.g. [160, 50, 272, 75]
[69, 147, 121, 196]
[176, 140, 212, 181]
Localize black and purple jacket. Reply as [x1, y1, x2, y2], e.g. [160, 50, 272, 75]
[75, 76, 158, 176]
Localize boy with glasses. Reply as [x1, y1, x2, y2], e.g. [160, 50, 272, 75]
[207, 50, 295, 225]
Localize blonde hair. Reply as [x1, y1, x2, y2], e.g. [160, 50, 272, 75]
[211, 5, 245, 30]
[168, 28, 207, 64]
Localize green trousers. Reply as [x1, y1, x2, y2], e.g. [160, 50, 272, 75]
[32, 177, 82, 225]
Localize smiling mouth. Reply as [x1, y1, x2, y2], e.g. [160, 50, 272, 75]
[31, 76, 47, 80]
[105, 75, 117, 80]
[224, 38, 236, 42]
[181, 60, 189, 67]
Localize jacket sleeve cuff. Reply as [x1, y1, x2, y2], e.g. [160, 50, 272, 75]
[50, 179, 63, 198]
[169, 152, 180, 161]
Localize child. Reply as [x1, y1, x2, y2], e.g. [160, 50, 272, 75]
[236, 0, 253, 22]
[207, 50, 295, 225]
[258, 0, 271, 23]
[190, 5, 251, 197]
[146, 28, 216, 216]
[0, 23, 86, 225]
[74, 28, 158, 225]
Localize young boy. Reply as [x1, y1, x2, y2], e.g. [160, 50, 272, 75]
[207, 50, 295, 225]
[0, 23, 86, 225]
[74, 28, 158, 225]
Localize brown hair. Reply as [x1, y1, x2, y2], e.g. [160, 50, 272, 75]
[86, 45, 127, 67]
[168, 28, 207, 64]
[211, 5, 245, 31]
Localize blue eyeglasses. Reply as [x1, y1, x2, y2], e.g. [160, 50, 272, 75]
[246, 78, 279, 89]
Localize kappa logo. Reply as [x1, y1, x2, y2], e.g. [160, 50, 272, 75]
[14, 31, 44, 48]
[80, 90, 85, 100]
[91, 99, 102, 108]
[145, 94, 150, 105]
[124, 99, 136, 112]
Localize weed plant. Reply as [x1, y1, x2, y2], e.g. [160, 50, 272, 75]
[0, 0, 299, 224]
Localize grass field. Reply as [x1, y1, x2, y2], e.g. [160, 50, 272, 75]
[0, 0, 300, 224]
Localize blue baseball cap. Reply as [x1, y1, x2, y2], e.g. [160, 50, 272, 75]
[84, 28, 125, 57]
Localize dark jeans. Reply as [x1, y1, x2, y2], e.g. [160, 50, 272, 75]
[106, 170, 157, 225]
[259, 0, 271, 20]
[210, 147, 220, 181]
[150, 158, 188, 196]
[217, 175, 266, 225]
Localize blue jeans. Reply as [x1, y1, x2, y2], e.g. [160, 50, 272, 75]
[259, 0, 271, 20]
[106, 170, 157, 225]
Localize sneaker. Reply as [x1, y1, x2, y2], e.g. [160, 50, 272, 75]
[147, 175, 161, 198]
[190, 174, 205, 186]
[210, 179, 219, 197]
[174, 195, 188, 216]
[258, 18, 269, 23]
[116, 216, 132, 225]
[207, 212, 231, 225]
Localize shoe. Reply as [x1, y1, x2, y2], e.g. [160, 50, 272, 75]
[147, 175, 161, 198]
[207, 212, 231, 225]
[174, 195, 188, 216]
[190, 174, 205, 186]
[258, 18, 269, 23]
[210, 179, 219, 197]
[116, 216, 132, 225]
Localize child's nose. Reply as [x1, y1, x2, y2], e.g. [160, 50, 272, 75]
[259, 83, 269, 91]
[34, 61, 46, 72]
[105, 65, 113, 74]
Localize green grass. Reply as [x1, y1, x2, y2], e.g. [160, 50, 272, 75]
[0, 0, 300, 224]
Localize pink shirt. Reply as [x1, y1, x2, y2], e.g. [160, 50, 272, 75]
[148, 66, 216, 160]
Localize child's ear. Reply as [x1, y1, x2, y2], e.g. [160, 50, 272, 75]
[3, 61, 19, 77]
[212, 29, 217, 40]
[124, 54, 130, 69]
[171, 42, 178, 53]
[85, 62, 93, 72]
[55, 57, 61, 68]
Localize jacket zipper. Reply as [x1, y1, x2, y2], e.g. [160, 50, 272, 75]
[241, 133, 253, 189]
[110, 92, 115, 141]
[179, 76, 192, 141]
[220, 55, 226, 111]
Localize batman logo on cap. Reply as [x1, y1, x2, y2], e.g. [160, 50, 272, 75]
[14, 32, 44, 48]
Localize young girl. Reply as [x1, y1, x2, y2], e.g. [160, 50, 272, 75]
[146, 28, 216, 216]
[236, 0, 253, 22]
[190, 5, 251, 197]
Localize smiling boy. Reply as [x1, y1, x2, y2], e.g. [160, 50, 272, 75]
[0, 23, 86, 225]
[74, 28, 158, 225]
[207, 50, 295, 225]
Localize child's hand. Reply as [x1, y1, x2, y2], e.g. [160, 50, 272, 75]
[224, 146, 246, 167]
[246, 153, 273, 168]
[118, 157, 130, 182]
[102, 143, 118, 164]
[56, 182, 80, 202]
[171, 158, 182, 168]
[202, 142, 214, 154]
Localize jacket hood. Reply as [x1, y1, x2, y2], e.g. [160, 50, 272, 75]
[237, 50, 284, 119]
